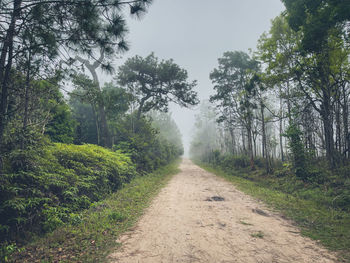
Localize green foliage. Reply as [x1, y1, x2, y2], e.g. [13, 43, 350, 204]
[45, 102, 76, 144]
[102, 82, 131, 121]
[117, 53, 199, 118]
[0, 242, 24, 263]
[209, 51, 259, 127]
[199, 163, 350, 261]
[69, 97, 98, 145]
[9, 161, 180, 262]
[149, 111, 183, 154]
[282, 0, 350, 52]
[200, 150, 350, 213]
[114, 115, 182, 172]
[2, 77, 71, 152]
[284, 123, 308, 181]
[0, 143, 137, 248]
[220, 154, 250, 169]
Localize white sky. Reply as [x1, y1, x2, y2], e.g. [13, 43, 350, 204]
[109, 0, 285, 155]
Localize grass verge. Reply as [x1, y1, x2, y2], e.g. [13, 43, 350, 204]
[10, 160, 180, 263]
[198, 162, 350, 262]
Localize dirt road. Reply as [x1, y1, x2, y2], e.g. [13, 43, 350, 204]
[109, 159, 337, 263]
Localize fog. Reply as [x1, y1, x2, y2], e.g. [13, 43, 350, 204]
[111, 0, 285, 155]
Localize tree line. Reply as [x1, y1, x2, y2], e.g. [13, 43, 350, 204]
[191, 1, 350, 179]
[0, 1, 199, 256]
[0, 0, 199, 168]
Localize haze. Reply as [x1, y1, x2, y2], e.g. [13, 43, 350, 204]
[114, 0, 285, 155]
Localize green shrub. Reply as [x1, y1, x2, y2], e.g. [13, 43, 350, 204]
[0, 143, 137, 247]
[284, 123, 309, 181]
[223, 155, 250, 169]
[254, 157, 266, 169]
[108, 211, 126, 222]
[0, 242, 23, 262]
[114, 116, 182, 172]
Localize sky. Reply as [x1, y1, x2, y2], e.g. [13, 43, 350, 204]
[112, 0, 285, 155]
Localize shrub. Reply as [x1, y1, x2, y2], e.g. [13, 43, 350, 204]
[0, 143, 137, 246]
[114, 116, 182, 172]
[284, 123, 309, 181]
[229, 155, 250, 169]
[254, 157, 266, 169]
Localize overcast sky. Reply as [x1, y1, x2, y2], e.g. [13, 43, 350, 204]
[113, 0, 285, 155]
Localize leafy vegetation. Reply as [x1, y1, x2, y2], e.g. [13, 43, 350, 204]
[2, 0, 350, 261]
[0, 2, 198, 261]
[113, 114, 183, 172]
[0, 144, 136, 254]
[191, 5, 350, 259]
[117, 53, 199, 120]
[196, 154, 350, 261]
[8, 161, 180, 262]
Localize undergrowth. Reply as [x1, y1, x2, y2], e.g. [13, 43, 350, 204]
[9, 160, 180, 262]
[198, 162, 350, 262]
[0, 143, 137, 250]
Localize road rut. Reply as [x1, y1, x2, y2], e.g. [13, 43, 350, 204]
[109, 159, 337, 263]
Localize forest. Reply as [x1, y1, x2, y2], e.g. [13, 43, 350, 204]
[1, 0, 350, 262]
[190, 0, 350, 258]
[0, 0, 199, 261]
[191, 1, 350, 185]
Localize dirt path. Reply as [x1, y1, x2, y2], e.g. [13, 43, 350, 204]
[109, 159, 338, 263]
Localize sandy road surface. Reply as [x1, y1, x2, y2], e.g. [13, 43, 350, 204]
[109, 159, 338, 263]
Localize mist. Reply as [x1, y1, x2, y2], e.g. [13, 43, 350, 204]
[110, 0, 285, 155]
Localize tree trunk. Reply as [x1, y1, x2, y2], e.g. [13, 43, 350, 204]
[0, 0, 22, 170]
[21, 55, 31, 149]
[229, 127, 236, 155]
[279, 87, 284, 161]
[253, 135, 257, 158]
[260, 102, 271, 173]
[98, 104, 111, 147]
[279, 117, 284, 161]
[91, 105, 100, 145]
[321, 96, 335, 167]
[247, 117, 255, 170]
[286, 80, 291, 121]
[342, 86, 349, 158]
[23, 52, 31, 130]
[241, 129, 246, 154]
[335, 101, 341, 153]
[76, 54, 112, 148]
[261, 104, 266, 158]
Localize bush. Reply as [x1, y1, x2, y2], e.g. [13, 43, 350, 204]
[284, 123, 309, 181]
[0, 143, 137, 246]
[224, 155, 250, 169]
[254, 157, 266, 169]
[114, 116, 182, 172]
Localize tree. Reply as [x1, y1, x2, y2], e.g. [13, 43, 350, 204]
[257, 14, 350, 167]
[149, 111, 183, 154]
[282, 0, 350, 52]
[69, 75, 130, 146]
[0, 0, 153, 167]
[209, 51, 259, 170]
[1, 75, 71, 151]
[44, 98, 76, 144]
[190, 101, 219, 161]
[117, 53, 199, 120]
[73, 51, 114, 148]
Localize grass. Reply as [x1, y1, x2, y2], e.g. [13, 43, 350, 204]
[9, 160, 180, 263]
[198, 163, 350, 262]
[239, 220, 253, 226]
[250, 231, 264, 239]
